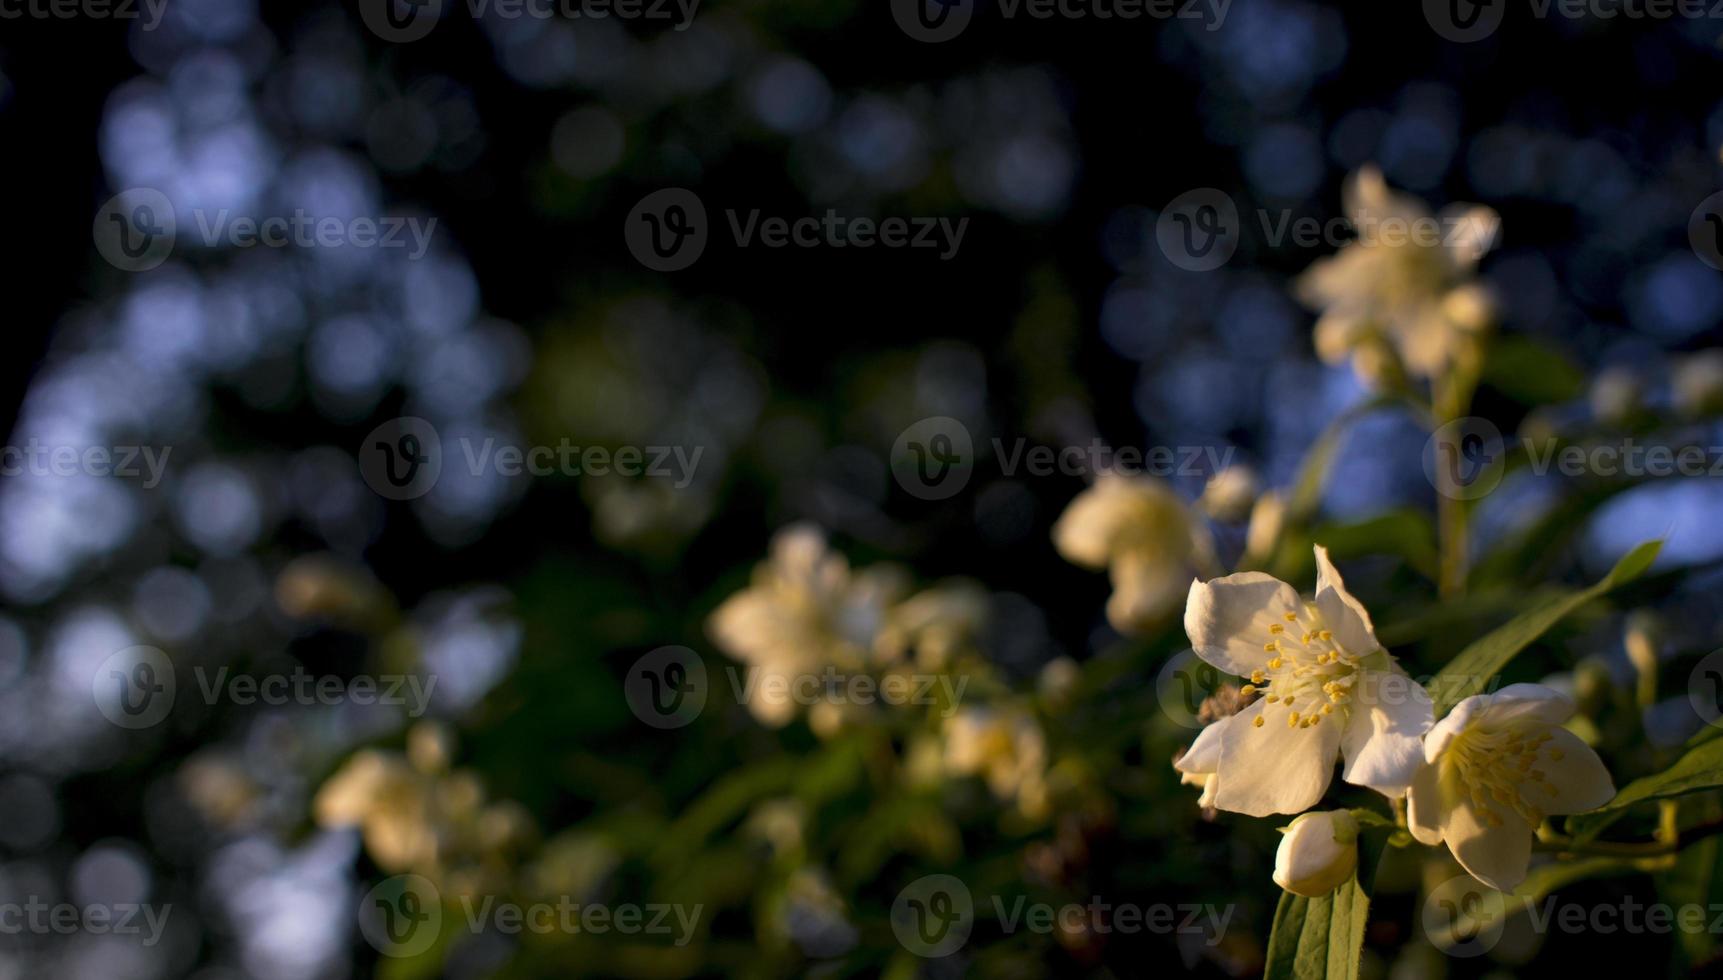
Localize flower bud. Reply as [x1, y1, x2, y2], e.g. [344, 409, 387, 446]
[1590, 367, 1643, 427]
[1273, 810, 1360, 898]
[1200, 465, 1260, 524]
[1673, 351, 1723, 418]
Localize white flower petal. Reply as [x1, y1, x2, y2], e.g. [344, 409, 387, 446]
[1476, 683, 1577, 730]
[1213, 698, 1344, 817]
[1424, 694, 1489, 762]
[1313, 545, 1379, 657]
[1340, 668, 1434, 797]
[1184, 572, 1302, 676]
[1537, 727, 1616, 815]
[1443, 796, 1534, 893]
[1406, 760, 1445, 846]
[1175, 719, 1225, 776]
[1107, 548, 1186, 632]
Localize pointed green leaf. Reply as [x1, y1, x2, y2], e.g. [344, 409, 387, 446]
[1566, 736, 1723, 843]
[1262, 873, 1370, 980]
[1428, 540, 1662, 715]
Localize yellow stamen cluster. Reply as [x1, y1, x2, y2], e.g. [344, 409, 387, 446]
[1448, 727, 1559, 828]
[1246, 604, 1363, 734]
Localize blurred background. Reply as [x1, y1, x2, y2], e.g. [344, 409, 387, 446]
[5, 0, 1723, 976]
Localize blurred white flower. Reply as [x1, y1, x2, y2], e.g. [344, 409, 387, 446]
[1407, 684, 1615, 891]
[1199, 465, 1260, 524]
[944, 706, 1049, 819]
[1673, 350, 1723, 418]
[1053, 473, 1212, 633]
[707, 524, 907, 727]
[1298, 166, 1498, 383]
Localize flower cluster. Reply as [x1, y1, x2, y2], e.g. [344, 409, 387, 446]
[1297, 166, 1499, 388]
[706, 523, 992, 732]
[1174, 546, 1616, 895]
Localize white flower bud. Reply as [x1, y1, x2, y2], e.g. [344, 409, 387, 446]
[1200, 465, 1260, 524]
[1673, 351, 1723, 418]
[1273, 810, 1360, 898]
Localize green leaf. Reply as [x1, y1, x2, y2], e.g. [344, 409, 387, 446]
[1286, 396, 1407, 524]
[1430, 858, 1633, 945]
[1262, 873, 1370, 980]
[1427, 540, 1663, 715]
[1482, 335, 1587, 405]
[1566, 737, 1723, 842]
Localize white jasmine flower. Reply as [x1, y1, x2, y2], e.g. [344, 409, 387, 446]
[1297, 166, 1499, 382]
[708, 524, 906, 726]
[1407, 684, 1615, 892]
[1175, 546, 1433, 816]
[944, 706, 1050, 819]
[1053, 473, 1212, 633]
[1273, 810, 1360, 898]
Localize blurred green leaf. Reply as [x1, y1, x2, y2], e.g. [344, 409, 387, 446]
[1428, 540, 1662, 714]
[1567, 736, 1723, 842]
[1482, 335, 1587, 405]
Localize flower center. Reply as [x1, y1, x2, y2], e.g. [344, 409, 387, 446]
[1447, 726, 1559, 828]
[1242, 604, 1361, 731]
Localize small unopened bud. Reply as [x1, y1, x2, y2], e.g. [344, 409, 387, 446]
[1200, 466, 1260, 524]
[1590, 367, 1643, 428]
[1244, 492, 1286, 562]
[1673, 351, 1723, 418]
[1441, 284, 1496, 333]
[1273, 810, 1360, 898]
[1625, 610, 1664, 710]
